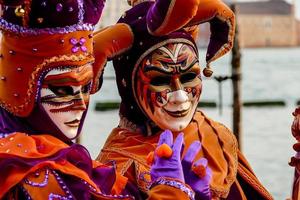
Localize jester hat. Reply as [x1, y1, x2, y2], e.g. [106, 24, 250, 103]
[92, 0, 235, 129]
[0, 0, 104, 117]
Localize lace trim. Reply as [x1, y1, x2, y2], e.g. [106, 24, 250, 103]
[150, 177, 195, 200]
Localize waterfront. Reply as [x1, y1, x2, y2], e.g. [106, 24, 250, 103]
[82, 48, 300, 199]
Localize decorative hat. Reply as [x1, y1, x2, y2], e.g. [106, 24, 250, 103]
[0, 0, 104, 117]
[95, 0, 235, 129]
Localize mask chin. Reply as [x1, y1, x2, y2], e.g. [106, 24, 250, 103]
[25, 102, 88, 144]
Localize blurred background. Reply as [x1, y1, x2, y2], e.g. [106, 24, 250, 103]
[81, 1, 300, 199]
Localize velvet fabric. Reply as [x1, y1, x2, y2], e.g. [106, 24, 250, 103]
[98, 111, 273, 199]
[146, 0, 235, 63]
[1, 0, 104, 28]
[92, 23, 134, 93]
[0, 133, 127, 199]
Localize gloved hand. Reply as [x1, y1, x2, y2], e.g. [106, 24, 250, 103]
[150, 130, 185, 182]
[182, 141, 212, 200]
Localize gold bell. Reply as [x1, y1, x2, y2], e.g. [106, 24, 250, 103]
[203, 64, 213, 77]
[15, 6, 25, 17]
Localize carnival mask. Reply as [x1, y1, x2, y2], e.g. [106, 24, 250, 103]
[40, 64, 93, 139]
[135, 43, 201, 131]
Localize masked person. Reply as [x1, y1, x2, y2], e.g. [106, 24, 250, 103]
[96, 0, 273, 199]
[0, 0, 205, 199]
[289, 107, 300, 199]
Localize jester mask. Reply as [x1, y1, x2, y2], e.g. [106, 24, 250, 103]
[133, 42, 201, 131]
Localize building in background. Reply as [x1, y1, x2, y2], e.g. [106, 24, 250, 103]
[96, 1, 129, 29]
[198, 0, 299, 48]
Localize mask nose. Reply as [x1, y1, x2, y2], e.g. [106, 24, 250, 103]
[73, 88, 88, 111]
[171, 76, 183, 91]
[168, 90, 188, 104]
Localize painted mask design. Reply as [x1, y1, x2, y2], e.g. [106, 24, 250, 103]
[135, 43, 202, 131]
[40, 64, 93, 139]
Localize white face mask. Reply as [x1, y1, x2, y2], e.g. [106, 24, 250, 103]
[40, 64, 93, 139]
[135, 43, 202, 131]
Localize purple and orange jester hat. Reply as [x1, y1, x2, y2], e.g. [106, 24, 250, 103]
[92, 0, 235, 126]
[0, 0, 104, 117]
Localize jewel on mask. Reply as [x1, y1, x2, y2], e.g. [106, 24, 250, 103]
[70, 37, 87, 53]
[0, 76, 6, 81]
[68, 7, 74, 12]
[59, 39, 65, 44]
[13, 93, 19, 97]
[32, 48, 38, 52]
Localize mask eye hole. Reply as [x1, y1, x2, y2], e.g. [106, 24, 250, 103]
[49, 85, 74, 96]
[150, 76, 171, 86]
[180, 72, 197, 83]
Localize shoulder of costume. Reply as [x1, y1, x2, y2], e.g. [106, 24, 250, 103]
[195, 110, 238, 146]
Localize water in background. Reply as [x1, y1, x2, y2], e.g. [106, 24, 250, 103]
[82, 48, 300, 200]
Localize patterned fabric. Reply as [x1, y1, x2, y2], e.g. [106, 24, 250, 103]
[0, 132, 131, 199]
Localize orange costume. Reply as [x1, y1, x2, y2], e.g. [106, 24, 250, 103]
[99, 112, 273, 199]
[95, 0, 273, 199]
[0, 0, 196, 199]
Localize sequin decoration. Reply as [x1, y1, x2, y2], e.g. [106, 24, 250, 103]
[56, 3, 63, 12]
[23, 169, 49, 187]
[69, 37, 87, 53]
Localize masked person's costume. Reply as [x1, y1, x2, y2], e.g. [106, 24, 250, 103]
[0, 0, 202, 199]
[289, 107, 300, 199]
[96, 0, 273, 199]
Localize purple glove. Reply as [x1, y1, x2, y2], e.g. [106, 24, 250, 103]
[182, 141, 212, 200]
[150, 130, 185, 182]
